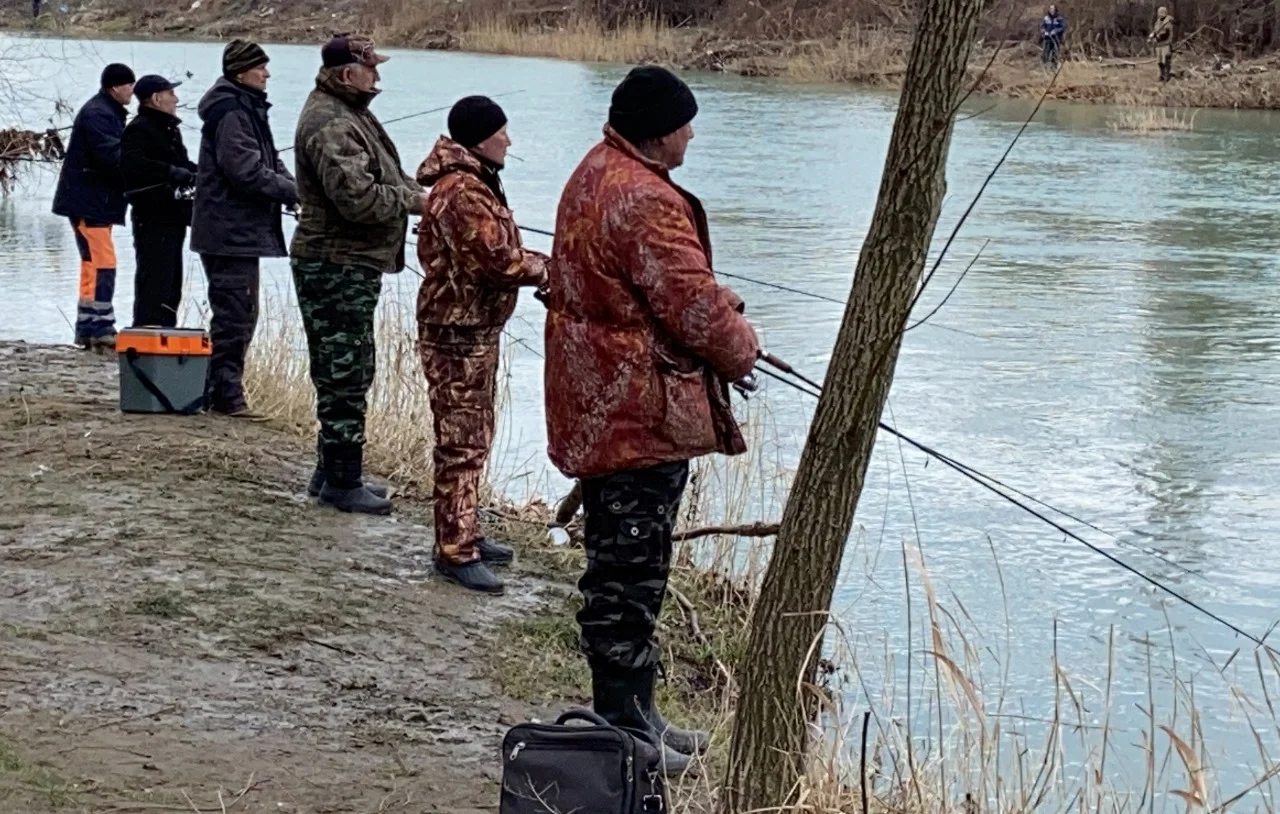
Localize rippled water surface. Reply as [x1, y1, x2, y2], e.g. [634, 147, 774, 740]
[4, 34, 1280, 795]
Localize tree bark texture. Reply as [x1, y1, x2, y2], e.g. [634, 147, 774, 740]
[719, 1, 986, 810]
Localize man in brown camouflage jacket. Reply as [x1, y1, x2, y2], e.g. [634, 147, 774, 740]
[416, 96, 548, 594]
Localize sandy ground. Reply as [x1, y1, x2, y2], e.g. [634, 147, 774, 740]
[0, 341, 565, 813]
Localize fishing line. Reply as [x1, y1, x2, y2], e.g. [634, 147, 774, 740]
[754, 354, 1273, 652]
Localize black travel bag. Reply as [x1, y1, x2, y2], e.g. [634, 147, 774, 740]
[499, 708, 668, 813]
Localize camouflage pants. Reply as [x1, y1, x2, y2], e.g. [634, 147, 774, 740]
[421, 335, 499, 564]
[292, 259, 382, 448]
[577, 460, 690, 671]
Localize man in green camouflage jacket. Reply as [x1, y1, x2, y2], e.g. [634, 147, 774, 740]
[290, 33, 427, 515]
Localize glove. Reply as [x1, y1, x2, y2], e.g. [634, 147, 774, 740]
[169, 166, 195, 186]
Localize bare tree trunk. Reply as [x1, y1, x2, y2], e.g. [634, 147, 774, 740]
[719, 0, 985, 810]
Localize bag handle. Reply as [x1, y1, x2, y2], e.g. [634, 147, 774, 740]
[554, 708, 610, 727]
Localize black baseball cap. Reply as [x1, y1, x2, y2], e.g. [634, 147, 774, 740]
[134, 75, 182, 101]
[321, 33, 389, 69]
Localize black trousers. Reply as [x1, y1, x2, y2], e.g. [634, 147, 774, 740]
[200, 254, 260, 411]
[577, 460, 690, 673]
[131, 221, 186, 329]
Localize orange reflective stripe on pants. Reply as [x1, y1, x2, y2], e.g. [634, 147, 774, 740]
[72, 219, 117, 340]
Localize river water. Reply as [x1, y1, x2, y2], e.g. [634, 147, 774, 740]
[3, 33, 1280, 801]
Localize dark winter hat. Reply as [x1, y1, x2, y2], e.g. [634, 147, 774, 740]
[321, 33, 390, 69]
[448, 96, 508, 148]
[608, 65, 697, 144]
[134, 75, 182, 101]
[100, 63, 136, 90]
[223, 39, 269, 79]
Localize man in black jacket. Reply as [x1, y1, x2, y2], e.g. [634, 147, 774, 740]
[53, 63, 135, 351]
[191, 40, 298, 418]
[122, 75, 197, 328]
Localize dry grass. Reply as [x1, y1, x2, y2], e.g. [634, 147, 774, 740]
[458, 16, 688, 65]
[1107, 96, 1199, 133]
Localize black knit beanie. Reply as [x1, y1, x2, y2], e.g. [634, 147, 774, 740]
[448, 96, 508, 148]
[223, 39, 269, 79]
[608, 66, 697, 145]
[100, 63, 135, 90]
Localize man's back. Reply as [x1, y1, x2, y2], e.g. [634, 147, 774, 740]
[53, 92, 126, 225]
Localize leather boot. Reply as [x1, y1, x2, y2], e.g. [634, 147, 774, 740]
[308, 436, 388, 498]
[477, 537, 514, 565]
[434, 557, 505, 594]
[317, 443, 392, 515]
[591, 666, 698, 777]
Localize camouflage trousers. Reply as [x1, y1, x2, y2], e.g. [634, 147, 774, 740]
[577, 460, 690, 671]
[292, 259, 382, 448]
[421, 332, 499, 565]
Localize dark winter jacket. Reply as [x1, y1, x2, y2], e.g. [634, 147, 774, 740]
[1040, 12, 1066, 43]
[121, 106, 197, 229]
[290, 68, 421, 273]
[190, 78, 297, 258]
[52, 90, 128, 225]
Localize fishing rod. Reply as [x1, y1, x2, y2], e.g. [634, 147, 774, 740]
[752, 351, 1276, 653]
[278, 88, 526, 153]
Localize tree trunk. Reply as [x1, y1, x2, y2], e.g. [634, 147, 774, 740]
[719, 0, 985, 810]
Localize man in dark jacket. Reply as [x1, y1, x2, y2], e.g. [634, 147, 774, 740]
[291, 33, 426, 515]
[53, 63, 135, 351]
[121, 75, 197, 328]
[191, 40, 298, 417]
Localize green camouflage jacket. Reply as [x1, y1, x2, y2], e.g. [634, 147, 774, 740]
[290, 68, 421, 273]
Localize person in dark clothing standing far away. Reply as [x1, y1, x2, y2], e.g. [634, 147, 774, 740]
[291, 34, 427, 515]
[191, 40, 298, 418]
[1039, 5, 1066, 68]
[53, 63, 134, 352]
[416, 97, 549, 594]
[544, 66, 760, 775]
[121, 75, 196, 328]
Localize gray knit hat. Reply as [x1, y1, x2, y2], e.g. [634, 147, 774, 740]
[223, 39, 269, 79]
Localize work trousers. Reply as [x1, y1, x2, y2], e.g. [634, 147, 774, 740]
[577, 460, 690, 672]
[71, 219, 117, 342]
[201, 254, 260, 411]
[131, 221, 186, 328]
[421, 334, 500, 565]
[292, 259, 381, 449]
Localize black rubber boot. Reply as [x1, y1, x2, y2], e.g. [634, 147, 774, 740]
[647, 698, 710, 756]
[317, 443, 392, 516]
[434, 558, 505, 594]
[591, 666, 697, 777]
[477, 537, 514, 565]
[308, 437, 389, 498]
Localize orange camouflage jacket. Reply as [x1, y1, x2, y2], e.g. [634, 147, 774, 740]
[544, 126, 760, 480]
[415, 136, 547, 342]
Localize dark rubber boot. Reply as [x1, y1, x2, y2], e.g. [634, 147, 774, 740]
[308, 436, 389, 498]
[317, 443, 392, 516]
[647, 699, 710, 756]
[591, 667, 697, 778]
[477, 537, 514, 565]
[434, 558, 505, 594]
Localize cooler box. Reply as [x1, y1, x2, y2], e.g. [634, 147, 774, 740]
[117, 327, 211, 415]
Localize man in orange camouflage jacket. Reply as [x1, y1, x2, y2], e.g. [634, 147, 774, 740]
[416, 96, 548, 595]
[544, 66, 759, 775]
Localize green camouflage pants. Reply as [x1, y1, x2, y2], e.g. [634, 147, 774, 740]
[292, 259, 382, 448]
[577, 460, 690, 671]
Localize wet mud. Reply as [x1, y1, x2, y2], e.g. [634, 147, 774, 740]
[0, 341, 563, 813]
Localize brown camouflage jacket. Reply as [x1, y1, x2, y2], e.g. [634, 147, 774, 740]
[415, 136, 547, 341]
[544, 125, 759, 480]
[290, 68, 422, 273]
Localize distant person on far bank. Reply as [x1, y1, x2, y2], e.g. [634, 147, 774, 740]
[53, 63, 134, 352]
[191, 39, 298, 418]
[416, 96, 549, 594]
[291, 33, 426, 515]
[121, 75, 197, 329]
[1149, 6, 1175, 82]
[1039, 5, 1066, 68]
[544, 65, 760, 775]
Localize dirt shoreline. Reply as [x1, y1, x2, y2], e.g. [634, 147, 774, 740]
[0, 340, 572, 813]
[3, 0, 1279, 110]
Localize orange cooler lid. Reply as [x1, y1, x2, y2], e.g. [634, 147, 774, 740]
[116, 328, 211, 357]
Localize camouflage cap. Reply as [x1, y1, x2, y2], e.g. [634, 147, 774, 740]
[321, 33, 390, 69]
